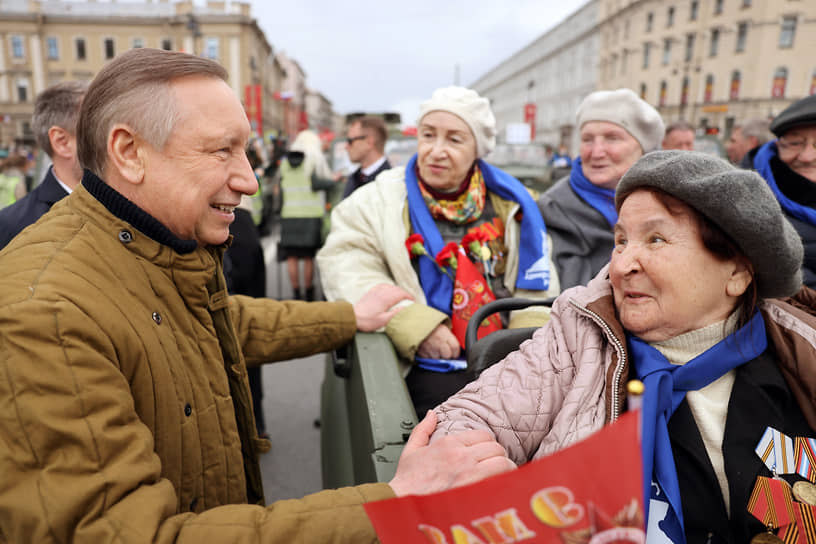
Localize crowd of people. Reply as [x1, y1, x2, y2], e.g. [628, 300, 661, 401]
[2, 45, 816, 542]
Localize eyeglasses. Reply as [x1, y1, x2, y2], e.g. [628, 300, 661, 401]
[778, 135, 816, 154]
[346, 135, 367, 144]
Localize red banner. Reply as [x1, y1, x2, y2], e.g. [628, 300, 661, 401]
[244, 84, 263, 135]
[524, 103, 536, 141]
[365, 412, 645, 544]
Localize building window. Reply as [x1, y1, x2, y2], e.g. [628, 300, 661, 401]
[667, 6, 675, 27]
[772, 67, 788, 98]
[646, 12, 654, 32]
[47, 37, 59, 60]
[624, 19, 630, 39]
[742, 0, 751, 7]
[730, 70, 741, 99]
[704, 74, 714, 103]
[11, 35, 24, 59]
[205, 37, 219, 60]
[714, 0, 723, 15]
[132, 38, 144, 49]
[104, 38, 115, 60]
[709, 29, 720, 57]
[736, 22, 748, 52]
[685, 33, 695, 62]
[681, 76, 690, 105]
[659, 80, 668, 106]
[76, 38, 86, 60]
[622, 50, 628, 74]
[640, 83, 647, 100]
[811, 68, 816, 96]
[161, 38, 172, 51]
[610, 54, 617, 78]
[690, 0, 699, 20]
[643, 42, 651, 69]
[779, 16, 796, 48]
[662, 39, 672, 65]
[16, 78, 29, 102]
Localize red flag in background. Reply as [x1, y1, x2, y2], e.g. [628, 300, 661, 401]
[450, 247, 502, 349]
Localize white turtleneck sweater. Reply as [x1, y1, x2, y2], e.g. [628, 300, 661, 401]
[649, 311, 740, 514]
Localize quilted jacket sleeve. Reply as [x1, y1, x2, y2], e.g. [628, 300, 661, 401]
[228, 295, 356, 365]
[432, 294, 599, 465]
[0, 298, 392, 544]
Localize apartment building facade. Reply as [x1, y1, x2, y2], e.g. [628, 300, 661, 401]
[0, 0, 287, 147]
[599, 0, 816, 135]
[470, 0, 600, 154]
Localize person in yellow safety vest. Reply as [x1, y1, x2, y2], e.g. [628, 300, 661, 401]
[278, 129, 341, 301]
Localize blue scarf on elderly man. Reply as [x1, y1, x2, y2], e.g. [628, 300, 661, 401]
[568, 157, 618, 228]
[628, 311, 767, 544]
[754, 141, 816, 227]
[404, 154, 550, 316]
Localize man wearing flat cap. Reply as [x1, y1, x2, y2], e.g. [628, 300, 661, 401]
[751, 94, 816, 288]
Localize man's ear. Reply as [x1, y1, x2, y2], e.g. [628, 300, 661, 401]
[48, 126, 74, 160]
[107, 123, 145, 185]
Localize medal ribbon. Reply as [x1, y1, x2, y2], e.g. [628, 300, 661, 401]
[797, 438, 816, 483]
[748, 476, 796, 528]
[756, 427, 797, 475]
[781, 504, 816, 544]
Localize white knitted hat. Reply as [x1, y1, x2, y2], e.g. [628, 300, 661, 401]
[576, 88, 665, 153]
[417, 86, 497, 158]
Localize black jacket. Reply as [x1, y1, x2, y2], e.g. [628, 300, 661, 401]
[341, 158, 391, 199]
[0, 167, 69, 250]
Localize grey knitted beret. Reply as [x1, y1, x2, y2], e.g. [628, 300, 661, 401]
[615, 150, 803, 298]
[576, 88, 666, 153]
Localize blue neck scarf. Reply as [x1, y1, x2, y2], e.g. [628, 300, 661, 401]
[754, 141, 816, 227]
[405, 154, 550, 315]
[629, 311, 767, 544]
[568, 157, 618, 228]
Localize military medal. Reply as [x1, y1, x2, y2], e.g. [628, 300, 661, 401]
[750, 527, 785, 544]
[793, 481, 816, 507]
[752, 428, 816, 543]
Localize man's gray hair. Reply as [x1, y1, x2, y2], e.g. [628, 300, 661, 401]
[77, 48, 228, 177]
[32, 81, 88, 158]
[664, 119, 694, 137]
[738, 118, 773, 146]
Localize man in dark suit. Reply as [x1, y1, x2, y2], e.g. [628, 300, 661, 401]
[0, 81, 87, 250]
[341, 115, 391, 199]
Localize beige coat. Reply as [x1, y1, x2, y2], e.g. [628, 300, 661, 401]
[316, 166, 559, 363]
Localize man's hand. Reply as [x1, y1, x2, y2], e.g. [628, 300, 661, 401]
[389, 411, 516, 497]
[353, 284, 414, 332]
[417, 324, 461, 359]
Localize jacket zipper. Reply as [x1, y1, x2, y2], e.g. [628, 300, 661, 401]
[568, 299, 627, 422]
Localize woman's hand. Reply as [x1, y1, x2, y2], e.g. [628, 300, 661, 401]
[417, 324, 461, 359]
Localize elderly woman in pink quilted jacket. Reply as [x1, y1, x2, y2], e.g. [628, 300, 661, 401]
[432, 151, 816, 544]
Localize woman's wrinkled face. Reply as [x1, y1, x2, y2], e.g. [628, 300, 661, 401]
[609, 190, 750, 342]
[579, 121, 643, 189]
[417, 111, 478, 192]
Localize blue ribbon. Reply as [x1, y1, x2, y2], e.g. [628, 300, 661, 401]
[629, 311, 767, 543]
[568, 157, 618, 228]
[754, 141, 816, 227]
[404, 154, 549, 315]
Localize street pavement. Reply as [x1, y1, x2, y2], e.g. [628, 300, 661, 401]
[257, 230, 326, 502]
